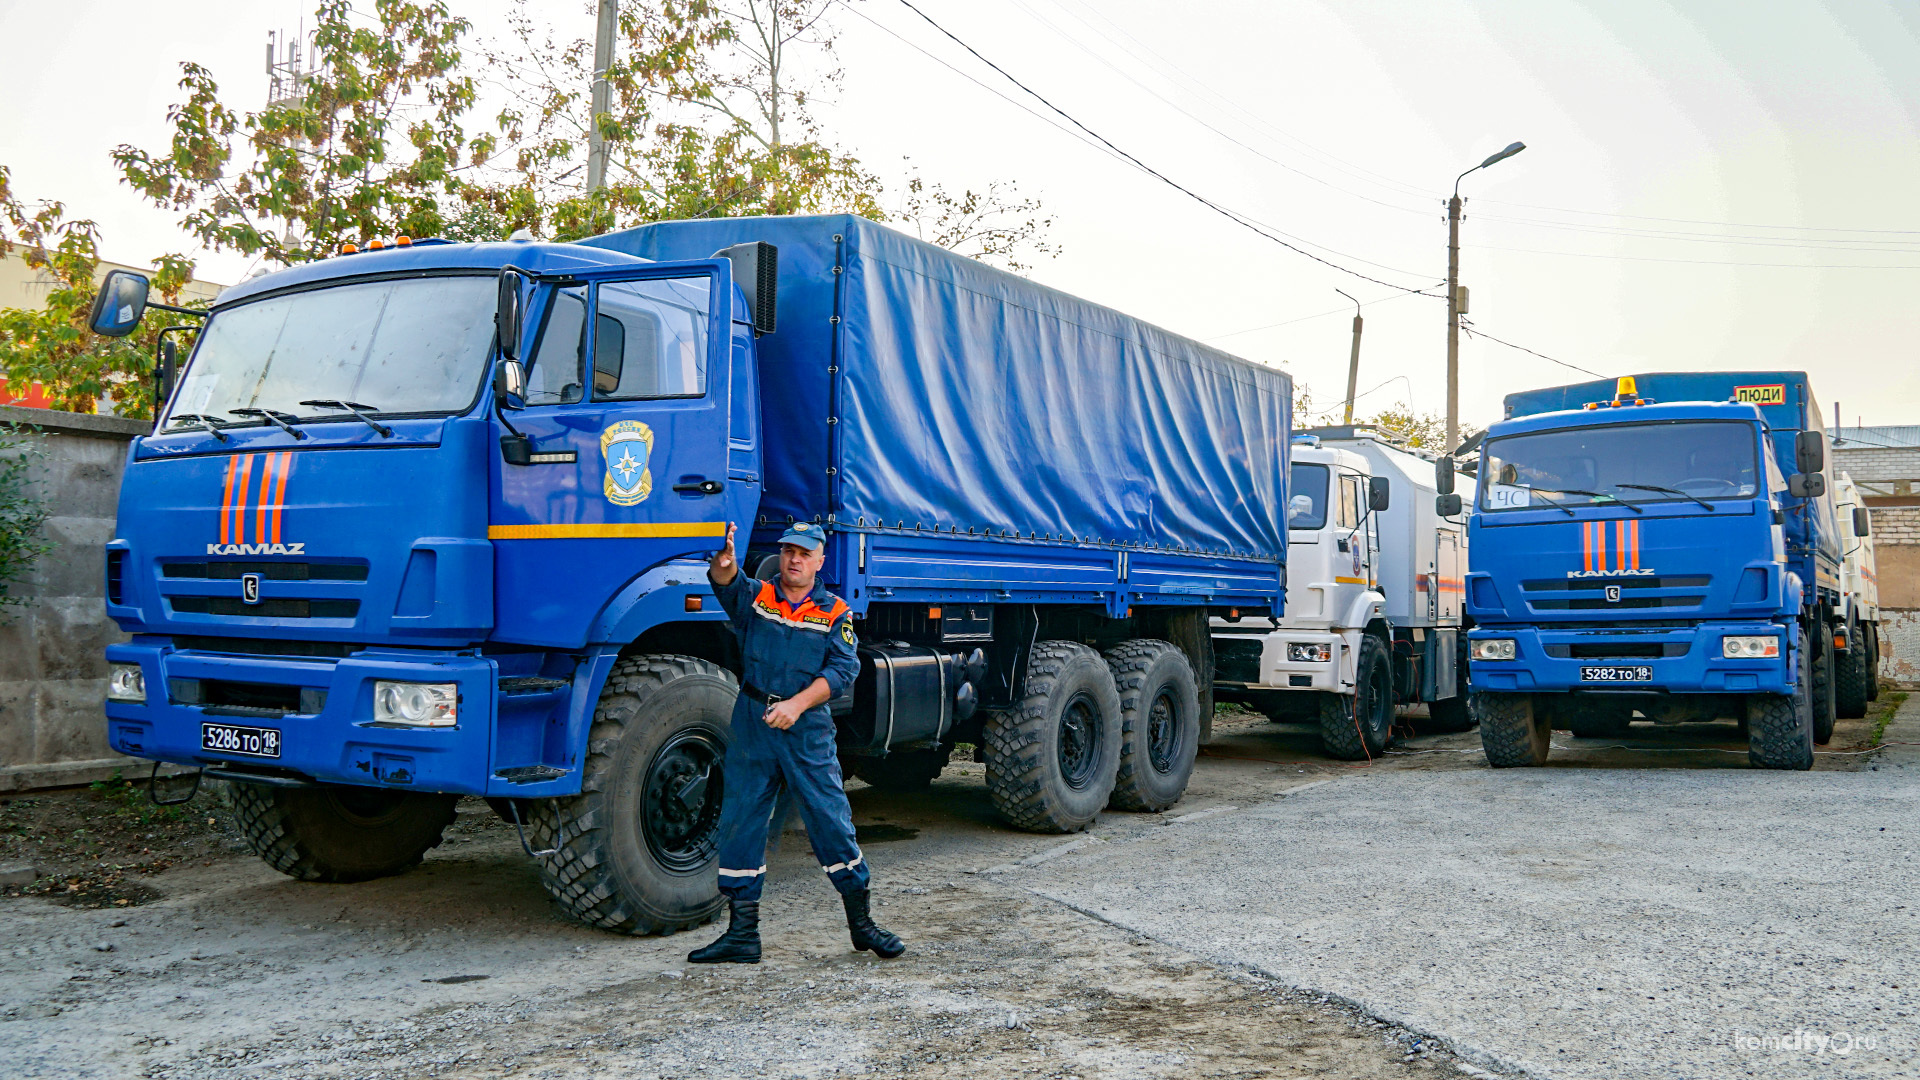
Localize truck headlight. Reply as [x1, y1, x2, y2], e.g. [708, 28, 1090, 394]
[1287, 642, 1332, 662]
[1721, 635, 1780, 659]
[1471, 638, 1517, 661]
[374, 681, 458, 726]
[107, 663, 146, 703]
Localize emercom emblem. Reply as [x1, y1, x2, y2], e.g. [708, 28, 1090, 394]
[601, 420, 655, 507]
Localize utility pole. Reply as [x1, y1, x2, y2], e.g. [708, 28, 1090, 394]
[1445, 141, 1525, 452]
[586, 0, 618, 198]
[1337, 289, 1364, 424]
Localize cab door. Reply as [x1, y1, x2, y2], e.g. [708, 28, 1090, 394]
[491, 266, 736, 646]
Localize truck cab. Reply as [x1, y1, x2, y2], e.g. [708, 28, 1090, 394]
[1465, 374, 1840, 770]
[1214, 428, 1473, 758]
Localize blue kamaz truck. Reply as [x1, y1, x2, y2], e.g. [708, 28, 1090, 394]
[88, 215, 1290, 933]
[1449, 372, 1840, 771]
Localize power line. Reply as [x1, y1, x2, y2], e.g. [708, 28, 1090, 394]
[1477, 198, 1920, 236]
[1458, 318, 1603, 378]
[887, 0, 1442, 297]
[1205, 284, 1437, 342]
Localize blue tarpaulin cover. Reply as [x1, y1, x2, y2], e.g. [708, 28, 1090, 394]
[584, 215, 1290, 560]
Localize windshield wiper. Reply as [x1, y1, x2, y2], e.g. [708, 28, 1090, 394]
[1526, 490, 1576, 517]
[300, 399, 393, 438]
[1559, 488, 1643, 514]
[166, 413, 230, 443]
[228, 408, 309, 440]
[1616, 483, 1716, 512]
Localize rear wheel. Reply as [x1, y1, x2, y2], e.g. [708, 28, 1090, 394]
[527, 655, 737, 935]
[1104, 639, 1201, 812]
[1749, 638, 1815, 770]
[1867, 625, 1882, 701]
[984, 641, 1122, 833]
[851, 746, 952, 792]
[1836, 623, 1871, 720]
[228, 782, 458, 883]
[1811, 618, 1837, 745]
[1319, 635, 1393, 760]
[1478, 692, 1552, 767]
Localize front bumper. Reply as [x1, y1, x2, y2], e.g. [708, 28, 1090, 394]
[104, 637, 515, 795]
[1468, 621, 1794, 695]
[1211, 628, 1349, 692]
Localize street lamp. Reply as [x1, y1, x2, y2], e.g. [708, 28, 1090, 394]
[1336, 289, 1364, 424]
[1445, 141, 1525, 452]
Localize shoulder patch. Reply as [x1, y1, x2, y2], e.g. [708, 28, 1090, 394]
[840, 620, 856, 645]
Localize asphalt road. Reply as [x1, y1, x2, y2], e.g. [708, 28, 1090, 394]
[1023, 700, 1920, 1079]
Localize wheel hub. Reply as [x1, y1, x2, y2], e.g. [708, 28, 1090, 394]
[1146, 689, 1179, 773]
[642, 730, 725, 873]
[1059, 692, 1101, 789]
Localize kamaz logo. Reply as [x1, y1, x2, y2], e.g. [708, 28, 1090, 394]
[1567, 568, 1656, 579]
[206, 542, 306, 556]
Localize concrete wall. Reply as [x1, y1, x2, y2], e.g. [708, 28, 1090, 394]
[0, 404, 145, 791]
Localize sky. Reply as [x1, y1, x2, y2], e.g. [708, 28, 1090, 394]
[2, 0, 1917, 431]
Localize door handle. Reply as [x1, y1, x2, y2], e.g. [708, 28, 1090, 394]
[672, 479, 726, 495]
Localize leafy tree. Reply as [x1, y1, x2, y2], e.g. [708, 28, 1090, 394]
[894, 170, 1058, 273]
[0, 423, 51, 622]
[0, 165, 197, 418]
[114, 0, 484, 265]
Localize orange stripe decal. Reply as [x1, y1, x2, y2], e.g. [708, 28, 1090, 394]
[1582, 522, 1593, 573]
[1615, 520, 1627, 573]
[254, 453, 276, 548]
[219, 455, 239, 545]
[271, 451, 292, 544]
[1631, 519, 1641, 571]
[231, 454, 255, 546]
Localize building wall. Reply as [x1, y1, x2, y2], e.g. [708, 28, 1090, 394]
[1838, 440, 1920, 688]
[0, 247, 224, 313]
[0, 404, 145, 791]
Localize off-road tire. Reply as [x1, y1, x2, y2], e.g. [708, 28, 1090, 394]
[1836, 626, 1871, 720]
[984, 641, 1122, 833]
[1104, 639, 1201, 812]
[1564, 698, 1633, 739]
[851, 746, 952, 792]
[1423, 695, 1475, 733]
[1811, 620, 1837, 745]
[227, 782, 458, 883]
[1749, 639, 1814, 770]
[1478, 692, 1552, 767]
[1867, 625, 1882, 701]
[526, 655, 738, 935]
[1320, 635, 1393, 760]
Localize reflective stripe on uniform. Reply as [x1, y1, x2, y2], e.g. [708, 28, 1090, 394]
[752, 580, 849, 634]
[821, 853, 864, 875]
[718, 866, 767, 878]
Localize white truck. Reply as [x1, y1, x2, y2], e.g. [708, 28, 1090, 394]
[1835, 472, 1882, 717]
[1213, 426, 1476, 759]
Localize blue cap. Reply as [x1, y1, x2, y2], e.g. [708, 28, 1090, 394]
[778, 521, 825, 551]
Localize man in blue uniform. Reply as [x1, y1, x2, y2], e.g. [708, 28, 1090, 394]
[689, 521, 906, 963]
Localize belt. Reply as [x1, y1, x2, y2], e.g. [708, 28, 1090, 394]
[740, 681, 785, 706]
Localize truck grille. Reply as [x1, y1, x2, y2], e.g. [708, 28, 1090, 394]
[1530, 595, 1705, 611]
[1521, 575, 1711, 614]
[1521, 576, 1708, 592]
[169, 596, 361, 619]
[164, 560, 368, 581]
[172, 636, 362, 659]
[1214, 638, 1263, 682]
[1544, 642, 1690, 659]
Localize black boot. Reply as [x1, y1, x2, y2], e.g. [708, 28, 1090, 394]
[842, 888, 905, 958]
[688, 899, 761, 964]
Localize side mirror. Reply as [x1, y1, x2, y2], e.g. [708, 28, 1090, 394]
[1788, 472, 1826, 499]
[1435, 456, 1455, 496]
[1369, 476, 1390, 512]
[88, 270, 151, 337]
[494, 359, 527, 409]
[1436, 493, 1463, 516]
[1795, 429, 1825, 474]
[496, 269, 527, 361]
[157, 337, 179, 403]
[713, 241, 778, 336]
[1854, 507, 1871, 537]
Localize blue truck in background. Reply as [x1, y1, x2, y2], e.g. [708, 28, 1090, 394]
[87, 215, 1291, 934]
[1446, 372, 1842, 770]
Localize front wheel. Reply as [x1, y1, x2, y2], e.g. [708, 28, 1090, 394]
[527, 655, 737, 935]
[1320, 635, 1393, 760]
[228, 782, 458, 883]
[985, 641, 1122, 833]
[1749, 639, 1815, 770]
[1477, 692, 1551, 767]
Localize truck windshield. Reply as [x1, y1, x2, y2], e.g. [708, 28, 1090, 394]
[1479, 420, 1758, 512]
[165, 275, 498, 424]
[1289, 463, 1329, 529]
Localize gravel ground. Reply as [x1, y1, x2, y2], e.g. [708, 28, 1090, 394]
[1024, 698, 1920, 1080]
[0, 697, 1905, 1079]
